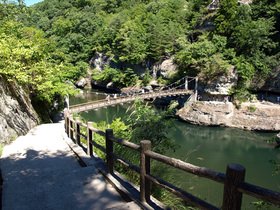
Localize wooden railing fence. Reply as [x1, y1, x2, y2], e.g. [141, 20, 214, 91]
[64, 111, 280, 209]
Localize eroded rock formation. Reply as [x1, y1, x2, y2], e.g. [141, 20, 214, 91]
[177, 101, 280, 131]
[0, 75, 39, 143]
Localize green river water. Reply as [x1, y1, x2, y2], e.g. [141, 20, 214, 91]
[70, 91, 280, 209]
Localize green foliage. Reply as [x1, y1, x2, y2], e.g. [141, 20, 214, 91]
[0, 5, 77, 121]
[126, 98, 178, 154]
[269, 159, 280, 176]
[92, 66, 139, 87]
[176, 34, 232, 82]
[141, 68, 152, 86]
[247, 104, 257, 112]
[62, 61, 89, 83]
[0, 0, 27, 21]
[214, 0, 238, 35]
[0, 20, 75, 103]
[22, 0, 206, 66]
[13, 0, 280, 99]
[0, 143, 4, 156]
[250, 200, 272, 210]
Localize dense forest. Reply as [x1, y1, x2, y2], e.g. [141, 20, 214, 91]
[1, 0, 280, 117]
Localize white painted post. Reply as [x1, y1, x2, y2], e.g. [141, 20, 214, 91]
[194, 76, 198, 102]
[65, 94, 69, 110]
[185, 77, 188, 90]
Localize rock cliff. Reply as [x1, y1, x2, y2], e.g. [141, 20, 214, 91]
[177, 101, 280, 131]
[0, 75, 39, 144]
[90, 52, 178, 80]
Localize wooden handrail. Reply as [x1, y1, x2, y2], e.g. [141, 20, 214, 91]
[145, 150, 226, 184]
[64, 110, 280, 209]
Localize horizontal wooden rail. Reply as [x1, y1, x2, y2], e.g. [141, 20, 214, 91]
[90, 127, 105, 137]
[89, 139, 106, 153]
[239, 182, 280, 206]
[111, 152, 141, 173]
[146, 173, 219, 210]
[109, 136, 141, 151]
[145, 150, 226, 184]
[64, 110, 280, 209]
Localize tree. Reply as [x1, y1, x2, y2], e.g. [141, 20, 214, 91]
[214, 0, 238, 35]
[0, 19, 75, 121]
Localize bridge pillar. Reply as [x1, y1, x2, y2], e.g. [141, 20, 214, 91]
[194, 76, 198, 102]
[185, 77, 188, 90]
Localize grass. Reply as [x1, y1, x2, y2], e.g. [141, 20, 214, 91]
[0, 144, 4, 157]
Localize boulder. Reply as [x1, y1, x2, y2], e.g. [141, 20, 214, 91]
[207, 0, 220, 11]
[156, 56, 178, 79]
[75, 77, 87, 88]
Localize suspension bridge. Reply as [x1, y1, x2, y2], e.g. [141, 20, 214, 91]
[68, 76, 198, 113]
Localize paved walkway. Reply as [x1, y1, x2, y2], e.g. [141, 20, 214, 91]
[1, 121, 139, 210]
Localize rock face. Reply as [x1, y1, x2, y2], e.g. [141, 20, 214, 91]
[204, 66, 238, 95]
[90, 52, 119, 72]
[177, 101, 280, 131]
[260, 66, 280, 93]
[90, 52, 178, 79]
[152, 56, 178, 79]
[0, 75, 39, 144]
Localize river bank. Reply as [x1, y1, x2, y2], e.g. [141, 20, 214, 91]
[177, 101, 280, 131]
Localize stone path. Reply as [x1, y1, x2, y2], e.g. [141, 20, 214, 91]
[1, 122, 139, 210]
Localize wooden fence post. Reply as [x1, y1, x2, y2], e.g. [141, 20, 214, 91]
[64, 109, 68, 132]
[75, 117, 81, 145]
[106, 129, 114, 174]
[64, 110, 69, 136]
[87, 122, 93, 156]
[140, 140, 151, 203]
[69, 115, 74, 140]
[222, 163, 246, 210]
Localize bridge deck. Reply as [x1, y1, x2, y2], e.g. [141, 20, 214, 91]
[69, 89, 194, 113]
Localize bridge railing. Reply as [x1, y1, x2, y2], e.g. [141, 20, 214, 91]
[64, 111, 280, 209]
[69, 89, 194, 113]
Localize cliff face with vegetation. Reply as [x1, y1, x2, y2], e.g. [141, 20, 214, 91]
[0, 76, 39, 143]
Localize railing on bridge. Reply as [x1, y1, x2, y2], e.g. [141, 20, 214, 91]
[69, 89, 194, 113]
[64, 111, 280, 209]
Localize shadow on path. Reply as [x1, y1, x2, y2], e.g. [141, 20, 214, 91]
[1, 123, 127, 210]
